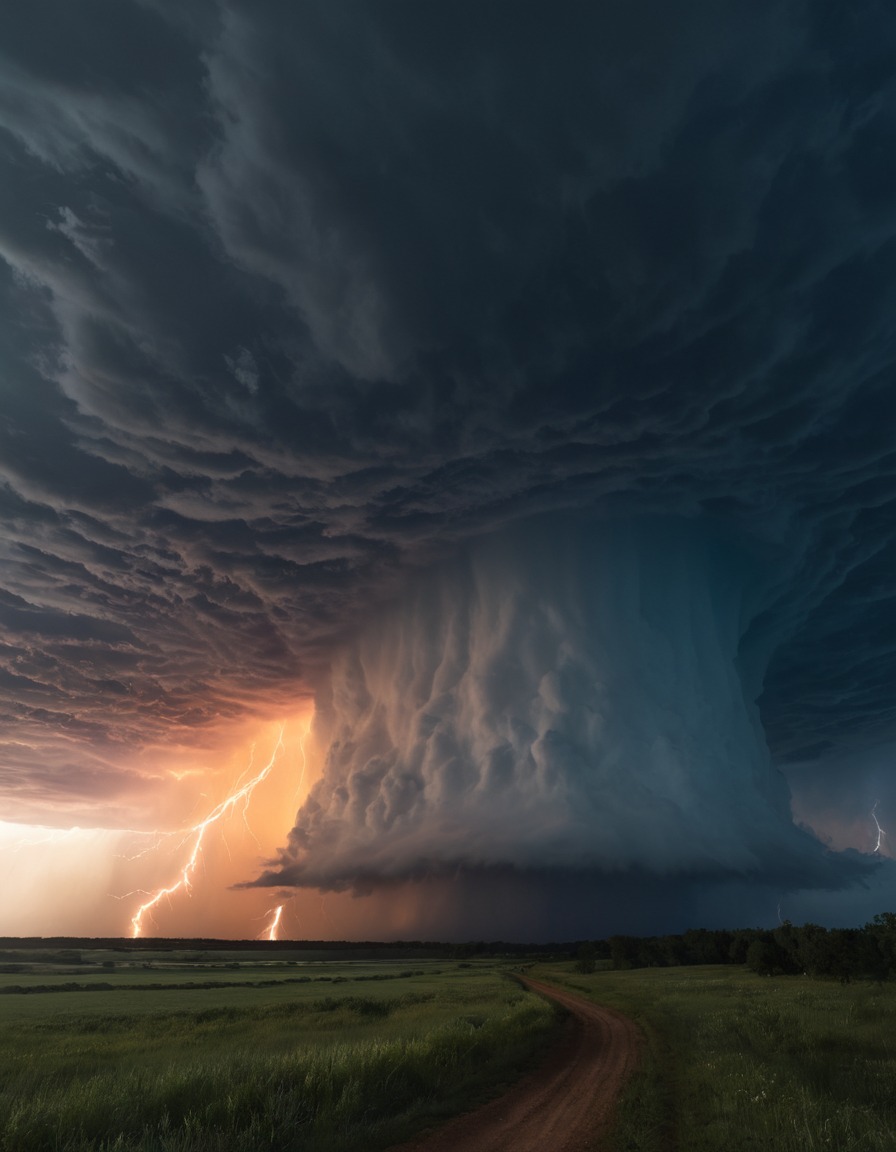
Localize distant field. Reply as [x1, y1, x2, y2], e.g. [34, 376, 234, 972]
[0, 954, 466, 1022]
[0, 951, 557, 1152]
[535, 962, 896, 1152]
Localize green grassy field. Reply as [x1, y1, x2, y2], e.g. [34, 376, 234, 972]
[535, 962, 896, 1152]
[0, 954, 558, 1152]
[8, 947, 894, 1152]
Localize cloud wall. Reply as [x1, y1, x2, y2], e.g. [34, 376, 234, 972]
[263, 517, 856, 894]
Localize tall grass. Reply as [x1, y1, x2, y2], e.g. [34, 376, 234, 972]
[538, 963, 896, 1152]
[0, 978, 556, 1152]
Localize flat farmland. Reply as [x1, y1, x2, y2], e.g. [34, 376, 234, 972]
[0, 955, 486, 1021]
[0, 951, 559, 1152]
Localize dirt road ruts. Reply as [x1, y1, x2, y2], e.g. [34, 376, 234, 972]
[391, 976, 641, 1152]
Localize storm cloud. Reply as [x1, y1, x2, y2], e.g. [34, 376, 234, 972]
[1, 0, 894, 930]
[261, 520, 869, 889]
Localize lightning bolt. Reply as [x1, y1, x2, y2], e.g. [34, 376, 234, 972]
[115, 832, 175, 861]
[0, 826, 80, 853]
[129, 726, 286, 937]
[1, 823, 156, 856]
[256, 892, 298, 941]
[262, 904, 283, 941]
[872, 800, 886, 854]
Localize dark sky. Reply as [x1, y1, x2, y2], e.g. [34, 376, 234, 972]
[1, 0, 894, 936]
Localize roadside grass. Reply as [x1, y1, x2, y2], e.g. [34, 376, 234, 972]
[0, 961, 558, 1152]
[535, 963, 896, 1152]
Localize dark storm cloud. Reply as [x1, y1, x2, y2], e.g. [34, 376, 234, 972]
[0, 0, 893, 902]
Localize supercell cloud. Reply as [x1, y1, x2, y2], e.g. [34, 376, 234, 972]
[268, 520, 860, 891]
[0, 0, 895, 933]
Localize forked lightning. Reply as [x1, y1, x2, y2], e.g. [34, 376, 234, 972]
[129, 727, 286, 937]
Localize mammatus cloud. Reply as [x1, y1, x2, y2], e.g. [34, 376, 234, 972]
[0, 1, 894, 932]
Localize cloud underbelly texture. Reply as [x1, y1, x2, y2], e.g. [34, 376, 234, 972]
[263, 517, 831, 890]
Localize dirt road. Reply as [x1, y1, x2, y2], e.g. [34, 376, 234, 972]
[392, 976, 641, 1152]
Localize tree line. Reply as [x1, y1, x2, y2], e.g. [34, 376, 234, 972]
[575, 913, 896, 982]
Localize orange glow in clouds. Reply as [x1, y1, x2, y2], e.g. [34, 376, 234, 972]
[0, 711, 318, 939]
[0, 710, 485, 941]
[121, 714, 315, 938]
[128, 727, 288, 937]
